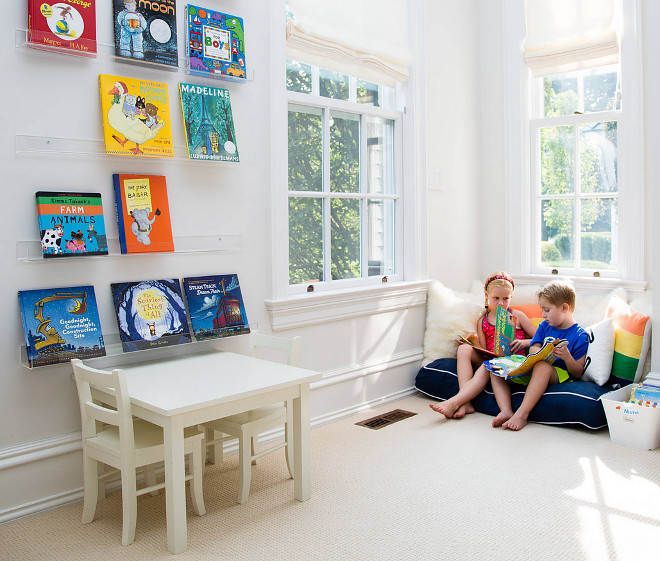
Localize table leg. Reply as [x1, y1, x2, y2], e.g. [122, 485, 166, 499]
[292, 383, 311, 501]
[163, 418, 188, 554]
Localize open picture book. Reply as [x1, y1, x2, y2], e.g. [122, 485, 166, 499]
[483, 337, 568, 380]
[456, 305, 516, 357]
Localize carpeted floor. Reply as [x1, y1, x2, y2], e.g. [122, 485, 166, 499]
[1, 394, 659, 561]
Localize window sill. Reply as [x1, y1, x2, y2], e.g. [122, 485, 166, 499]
[514, 274, 648, 297]
[264, 280, 430, 331]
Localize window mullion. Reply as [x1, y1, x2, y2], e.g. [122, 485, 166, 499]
[359, 114, 367, 278]
[574, 124, 581, 270]
[323, 107, 332, 282]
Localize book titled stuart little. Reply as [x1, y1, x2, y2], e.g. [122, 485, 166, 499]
[28, 0, 97, 56]
[112, 173, 174, 254]
[99, 73, 174, 158]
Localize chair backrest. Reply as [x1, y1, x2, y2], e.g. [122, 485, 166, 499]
[71, 359, 135, 452]
[249, 333, 301, 367]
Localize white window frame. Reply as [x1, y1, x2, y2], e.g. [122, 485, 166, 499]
[503, 0, 644, 285]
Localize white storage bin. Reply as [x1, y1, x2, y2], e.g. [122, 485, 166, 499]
[601, 385, 660, 450]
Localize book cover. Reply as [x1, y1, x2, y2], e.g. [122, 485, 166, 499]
[494, 305, 516, 356]
[484, 338, 568, 380]
[111, 279, 191, 352]
[36, 191, 108, 258]
[186, 5, 246, 79]
[99, 73, 174, 158]
[28, 0, 97, 56]
[18, 285, 106, 367]
[178, 82, 239, 162]
[112, 0, 178, 67]
[112, 173, 174, 254]
[629, 383, 660, 406]
[183, 274, 250, 341]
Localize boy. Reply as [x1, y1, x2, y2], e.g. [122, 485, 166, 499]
[491, 280, 589, 431]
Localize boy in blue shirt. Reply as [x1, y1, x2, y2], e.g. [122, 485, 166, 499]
[491, 280, 589, 431]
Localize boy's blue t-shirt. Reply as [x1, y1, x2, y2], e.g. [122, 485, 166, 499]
[530, 321, 589, 371]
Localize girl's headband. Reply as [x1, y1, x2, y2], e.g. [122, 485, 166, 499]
[484, 274, 514, 291]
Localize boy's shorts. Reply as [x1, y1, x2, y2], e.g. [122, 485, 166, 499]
[509, 366, 571, 386]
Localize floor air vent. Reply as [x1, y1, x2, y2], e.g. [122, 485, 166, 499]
[355, 409, 417, 430]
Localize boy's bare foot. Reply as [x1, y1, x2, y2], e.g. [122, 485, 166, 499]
[502, 411, 528, 431]
[429, 400, 459, 419]
[453, 403, 475, 419]
[492, 410, 513, 427]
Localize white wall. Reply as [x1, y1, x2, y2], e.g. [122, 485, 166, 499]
[0, 0, 428, 520]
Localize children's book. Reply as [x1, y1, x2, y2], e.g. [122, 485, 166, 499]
[28, 0, 97, 57]
[628, 383, 660, 407]
[456, 305, 517, 358]
[36, 191, 108, 258]
[111, 279, 191, 352]
[182, 274, 250, 341]
[112, 173, 174, 254]
[112, 0, 178, 67]
[186, 5, 246, 79]
[178, 82, 239, 162]
[99, 74, 174, 158]
[18, 285, 105, 367]
[484, 337, 568, 380]
[454, 334, 499, 358]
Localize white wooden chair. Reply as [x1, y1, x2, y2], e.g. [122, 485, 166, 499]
[71, 359, 206, 546]
[201, 333, 302, 504]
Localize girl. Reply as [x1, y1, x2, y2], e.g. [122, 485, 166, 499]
[430, 272, 536, 419]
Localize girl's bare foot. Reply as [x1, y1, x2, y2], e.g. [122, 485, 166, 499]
[429, 400, 459, 419]
[502, 411, 528, 430]
[453, 403, 475, 419]
[492, 410, 513, 427]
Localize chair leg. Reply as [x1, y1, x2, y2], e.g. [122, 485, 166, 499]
[82, 455, 99, 524]
[189, 442, 206, 516]
[144, 465, 158, 496]
[284, 413, 294, 480]
[237, 430, 251, 504]
[204, 427, 223, 465]
[97, 463, 106, 500]
[120, 468, 138, 546]
[250, 436, 257, 466]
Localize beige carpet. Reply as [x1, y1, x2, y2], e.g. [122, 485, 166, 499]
[1, 394, 659, 561]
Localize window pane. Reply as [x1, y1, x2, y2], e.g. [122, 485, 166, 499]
[286, 59, 312, 93]
[583, 68, 620, 112]
[540, 126, 574, 195]
[330, 112, 360, 193]
[367, 199, 395, 276]
[366, 117, 395, 195]
[543, 65, 620, 117]
[580, 121, 618, 193]
[357, 80, 381, 107]
[544, 75, 578, 117]
[289, 197, 324, 284]
[288, 108, 323, 192]
[581, 198, 617, 270]
[331, 198, 361, 280]
[541, 199, 574, 268]
[320, 68, 349, 100]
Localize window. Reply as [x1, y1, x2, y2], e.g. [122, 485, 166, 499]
[286, 60, 402, 290]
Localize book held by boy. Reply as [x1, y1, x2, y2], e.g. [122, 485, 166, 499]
[112, 173, 174, 254]
[27, 0, 97, 57]
[36, 191, 108, 258]
[483, 337, 568, 380]
[183, 274, 249, 341]
[18, 285, 106, 367]
[111, 279, 191, 352]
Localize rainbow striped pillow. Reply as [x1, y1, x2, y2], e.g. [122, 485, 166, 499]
[606, 295, 651, 385]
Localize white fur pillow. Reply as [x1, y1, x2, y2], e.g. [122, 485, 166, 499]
[423, 281, 483, 365]
[582, 318, 615, 385]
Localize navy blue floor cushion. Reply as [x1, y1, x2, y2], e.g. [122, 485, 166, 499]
[416, 358, 612, 430]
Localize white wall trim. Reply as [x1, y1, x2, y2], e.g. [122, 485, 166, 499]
[0, 432, 81, 472]
[514, 274, 648, 296]
[265, 280, 429, 331]
[0, 488, 83, 525]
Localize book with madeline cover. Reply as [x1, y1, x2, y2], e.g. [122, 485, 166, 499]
[182, 274, 250, 341]
[99, 74, 174, 158]
[111, 279, 191, 352]
[186, 5, 246, 79]
[112, 0, 177, 67]
[36, 191, 108, 258]
[28, 0, 97, 56]
[483, 337, 568, 380]
[179, 82, 239, 162]
[112, 173, 174, 254]
[18, 285, 106, 367]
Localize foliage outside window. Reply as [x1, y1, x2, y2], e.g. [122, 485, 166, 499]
[287, 59, 400, 287]
[532, 64, 620, 275]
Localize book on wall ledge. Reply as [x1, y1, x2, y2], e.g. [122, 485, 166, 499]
[179, 82, 239, 162]
[483, 337, 568, 380]
[99, 73, 174, 158]
[183, 274, 250, 341]
[112, 173, 174, 254]
[186, 4, 246, 79]
[456, 305, 517, 358]
[112, 0, 178, 67]
[27, 0, 97, 57]
[36, 191, 108, 258]
[18, 285, 106, 367]
[111, 279, 191, 352]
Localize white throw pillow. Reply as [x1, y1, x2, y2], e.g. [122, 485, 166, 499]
[582, 317, 615, 386]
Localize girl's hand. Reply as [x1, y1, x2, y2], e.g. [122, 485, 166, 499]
[510, 338, 530, 354]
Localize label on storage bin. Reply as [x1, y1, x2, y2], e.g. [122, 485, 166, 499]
[623, 407, 640, 422]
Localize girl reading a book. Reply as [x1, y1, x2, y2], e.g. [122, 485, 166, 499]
[430, 272, 536, 419]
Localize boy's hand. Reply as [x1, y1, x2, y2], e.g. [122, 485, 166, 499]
[552, 343, 572, 362]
